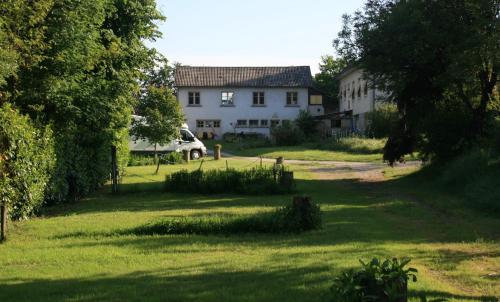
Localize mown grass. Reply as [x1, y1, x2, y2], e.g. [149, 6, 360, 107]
[0, 158, 498, 302]
[204, 139, 385, 162]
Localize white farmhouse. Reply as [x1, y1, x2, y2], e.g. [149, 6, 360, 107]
[175, 66, 324, 138]
[333, 66, 386, 132]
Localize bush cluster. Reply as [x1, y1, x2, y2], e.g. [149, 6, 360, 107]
[0, 104, 55, 219]
[315, 137, 386, 154]
[438, 149, 500, 214]
[222, 132, 271, 149]
[164, 166, 294, 195]
[128, 152, 184, 166]
[330, 258, 417, 302]
[129, 197, 321, 235]
[271, 123, 305, 146]
[366, 103, 398, 138]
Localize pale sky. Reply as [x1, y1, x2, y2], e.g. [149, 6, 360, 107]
[149, 0, 365, 75]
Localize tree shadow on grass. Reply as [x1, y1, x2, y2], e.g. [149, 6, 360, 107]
[0, 266, 332, 302]
[409, 290, 498, 302]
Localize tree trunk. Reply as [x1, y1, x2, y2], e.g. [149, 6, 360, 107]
[1, 204, 7, 242]
[154, 144, 160, 175]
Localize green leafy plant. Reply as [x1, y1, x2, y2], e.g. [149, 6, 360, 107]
[330, 257, 418, 302]
[164, 166, 294, 195]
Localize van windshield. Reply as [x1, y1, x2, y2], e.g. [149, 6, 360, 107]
[180, 130, 195, 142]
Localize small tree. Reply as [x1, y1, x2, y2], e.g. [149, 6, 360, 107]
[295, 110, 318, 136]
[131, 85, 184, 174]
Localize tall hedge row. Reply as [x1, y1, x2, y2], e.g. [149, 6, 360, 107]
[0, 0, 164, 217]
[0, 104, 55, 219]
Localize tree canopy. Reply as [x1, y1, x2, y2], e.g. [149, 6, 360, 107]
[314, 55, 348, 109]
[0, 0, 165, 204]
[334, 0, 499, 163]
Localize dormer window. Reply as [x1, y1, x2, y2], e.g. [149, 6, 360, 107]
[188, 92, 200, 105]
[221, 91, 234, 106]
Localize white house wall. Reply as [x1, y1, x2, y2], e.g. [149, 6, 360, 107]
[338, 68, 385, 131]
[178, 87, 310, 137]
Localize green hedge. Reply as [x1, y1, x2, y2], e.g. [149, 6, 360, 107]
[164, 166, 294, 195]
[0, 103, 55, 219]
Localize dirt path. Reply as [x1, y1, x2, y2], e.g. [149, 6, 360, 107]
[215, 152, 421, 182]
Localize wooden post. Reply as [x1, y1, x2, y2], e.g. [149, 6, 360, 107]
[111, 146, 118, 194]
[214, 144, 221, 160]
[0, 204, 6, 242]
[183, 149, 190, 164]
[276, 156, 284, 165]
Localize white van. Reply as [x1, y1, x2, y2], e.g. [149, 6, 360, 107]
[129, 115, 207, 160]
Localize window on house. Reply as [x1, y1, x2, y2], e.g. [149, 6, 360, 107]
[331, 119, 341, 128]
[271, 120, 280, 127]
[357, 86, 361, 98]
[364, 83, 368, 96]
[236, 119, 247, 127]
[351, 89, 355, 100]
[197, 120, 221, 128]
[253, 92, 265, 105]
[221, 91, 234, 106]
[286, 92, 298, 105]
[189, 92, 200, 105]
[310, 95, 323, 105]
[249, 119, 259, 127]
[260, 120, 269, 127]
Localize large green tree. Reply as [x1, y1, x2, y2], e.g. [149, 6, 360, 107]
[314, 55, 347, 109]
[334, 0, 499, 163]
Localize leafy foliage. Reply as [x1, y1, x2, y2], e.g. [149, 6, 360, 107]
[366, 103, 398, 138]
[314, 55, 348, 108]
[165, 166, 294, 195]
[0, 0, 164, 203]
[334, 0, 499, 164]
[129, 197, 321, 235]
[295, 110, 318, 136]
[271, 122, 305, 146]
[330, 257, 418, 302]
[128, 152, 185, 166]
[0, 103, 55, 219]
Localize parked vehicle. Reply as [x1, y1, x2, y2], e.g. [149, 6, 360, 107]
[129, 115, 207, 160]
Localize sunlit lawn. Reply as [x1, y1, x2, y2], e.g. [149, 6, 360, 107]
[203, 140, 384, 162]
[0, 158, 498, 301]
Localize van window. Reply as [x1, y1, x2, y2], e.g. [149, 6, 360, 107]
[180, 130, 194, 141]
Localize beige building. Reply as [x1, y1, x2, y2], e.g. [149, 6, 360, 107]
[335, 66, 385, 132]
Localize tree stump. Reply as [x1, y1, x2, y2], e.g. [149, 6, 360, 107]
[214, 144, 221, 160]
[183, 149, 190, 163]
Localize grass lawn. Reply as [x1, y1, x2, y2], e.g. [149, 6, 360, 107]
[0, 158, 499, 301]
[203, 140, 385, 162]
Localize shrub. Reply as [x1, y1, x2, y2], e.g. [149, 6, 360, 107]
[330, 258, 417, 302]
[438, 149, 500, 214]
[129, 196, 321, 235]
[366, 103, 398, 138]
[319, 137, 386, 154]
[128, 152, 184, 166]
[222, 132, 270, 149]
[271, 123, 305, 146]
[0, 103, 55, 220]
[164, 166, 294, 195]
[295, 110, 318, 136]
